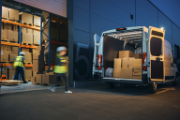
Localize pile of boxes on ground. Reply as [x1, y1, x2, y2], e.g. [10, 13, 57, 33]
[113, 51, 142, 79]
[31, 46, 57, 85]
[1, 6, 41, 45]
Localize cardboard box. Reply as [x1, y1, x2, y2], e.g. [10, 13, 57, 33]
[8, 30, 18, 42]
[133, 75, 142, 79]
[133, 67, 142, 72]
[21, 27, 27, 33]
[3, 45, 11, 52]
[34, 15, 41, 26]
[42, 74, 56, 84]
[33, 72, 37, 77]
[113, 70, 121, 78]
[25, 68, 32, 81]
[32, 49, 37, 55]
[122, 57, 134, 68]
[34, 34, 40, 45]
[13, 25, 18, 32]
[10, 54, 17, 62]
[114, 58, 122, 68]
[9, 8, 19, 21]
[12, 47, 19, 55]
[22, 48, 29, 53]
[134, 54, 142, 59]
[27, 28, 33, 34]
[1, 29, 8, 40]
[4, 23, 12, 30]
[33, 60, 45, 73]
[31, 77, 36, 84]
[33, 54, 44, 60]
[1, 51, 10, 62]
[22, 33, 33, 44]
[21, 12, 33, 25]
[119, 51, 134, 58]
[2, 6, 8, 19]
[121, 68, 133, 79]
[24, 52, 32, 63]
[36, 74, 43, 84]
[134, 59, 142, 67]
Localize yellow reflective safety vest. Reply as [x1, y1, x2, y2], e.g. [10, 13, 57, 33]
[53, 55, 67, 74]
[13, 56, 24, 68]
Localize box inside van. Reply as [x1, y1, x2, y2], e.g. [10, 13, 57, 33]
[103, 30, 144, 80]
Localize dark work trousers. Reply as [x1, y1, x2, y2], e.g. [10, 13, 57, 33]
[13, 67, 26, 82]
[50, 73, 68, 91]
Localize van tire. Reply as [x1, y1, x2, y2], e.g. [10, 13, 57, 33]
[108, 83, 115, 89]
[149, 82, 157, 93]
[172, 74, 178, 86]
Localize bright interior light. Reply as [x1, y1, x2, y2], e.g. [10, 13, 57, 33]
[161, 27, 164, 30]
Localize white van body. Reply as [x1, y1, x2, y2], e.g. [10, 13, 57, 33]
[92, 26, 178, 92]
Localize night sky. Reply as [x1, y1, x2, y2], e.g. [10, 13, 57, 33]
[150, 0, 180, 28]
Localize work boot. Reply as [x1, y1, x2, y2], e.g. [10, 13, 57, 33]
[65, 90, 72, 94]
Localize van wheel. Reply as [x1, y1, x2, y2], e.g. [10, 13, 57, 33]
[149, 82, 157, 93]
[172, 74, 178, 86]
[108, 83, 115, 89]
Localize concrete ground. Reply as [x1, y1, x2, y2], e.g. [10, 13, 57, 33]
[0, 80, 180, 120]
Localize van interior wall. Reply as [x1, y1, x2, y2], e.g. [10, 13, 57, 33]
[103, 36, 135, 75]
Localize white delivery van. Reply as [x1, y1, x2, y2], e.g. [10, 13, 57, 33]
[92, 26, 178, 93]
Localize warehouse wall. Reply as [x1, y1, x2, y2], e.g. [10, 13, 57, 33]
[72, 0, 180, 81]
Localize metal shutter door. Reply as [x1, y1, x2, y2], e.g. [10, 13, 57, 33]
[14, 0, 67, 17]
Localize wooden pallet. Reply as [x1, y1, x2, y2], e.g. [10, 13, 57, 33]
[34, 25, 40, 27]
[22, 22, 33, 26]
[24, 62, 32, 64]
[21, 43, 33, 45]
[33, 43, 40, 46]
[1, 40, 18, 43]
[0, 80, 21, 86]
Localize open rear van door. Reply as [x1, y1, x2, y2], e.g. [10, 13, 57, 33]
[92, 34, 103, 78]
[147, 26, 165, 82]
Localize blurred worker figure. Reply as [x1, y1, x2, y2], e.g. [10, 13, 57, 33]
[13, 52, 27, 83]
[50, 46, 72, 93]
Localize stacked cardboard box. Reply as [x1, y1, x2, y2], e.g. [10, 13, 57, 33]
[1, 29, 8, 40]
[113, 58, 122, 78]
[20, 12, 33, 25]
[22, 48, 32, 63]
[113, 50, 142, 79]
[2, 6, 8, 19]
[134, 53, 142, 59]
[33, 15, 41, 27]
[32, 46, 57, 84]
[9, 8, 19, 21]
[133, 59, 142, 79]
[1, 45, 11, 62]
[33, 30, 40, 45]
[25, 68, 32, 81]
[10, 46, 19, 62]
[7, 30, 18, 42]
[22, 32, 33, 44]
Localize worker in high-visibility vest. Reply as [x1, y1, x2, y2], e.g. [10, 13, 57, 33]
[13, 52, 27, 83]
[50, 46, 72, 93]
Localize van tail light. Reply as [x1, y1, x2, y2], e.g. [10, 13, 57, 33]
[143, 53, 147, 71]
[98, 54, 102, 70]
[116, 27, 126, 31]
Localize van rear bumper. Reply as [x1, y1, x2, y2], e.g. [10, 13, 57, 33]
[101, 74, 148, 84]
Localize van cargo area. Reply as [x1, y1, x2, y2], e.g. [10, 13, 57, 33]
[103, 30, 143, 80]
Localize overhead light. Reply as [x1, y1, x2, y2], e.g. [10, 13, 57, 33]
[160, 27, 164, 30]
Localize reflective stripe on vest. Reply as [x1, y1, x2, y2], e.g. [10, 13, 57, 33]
[13, 56, 24, 68]
[53, 55, 67, 73]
